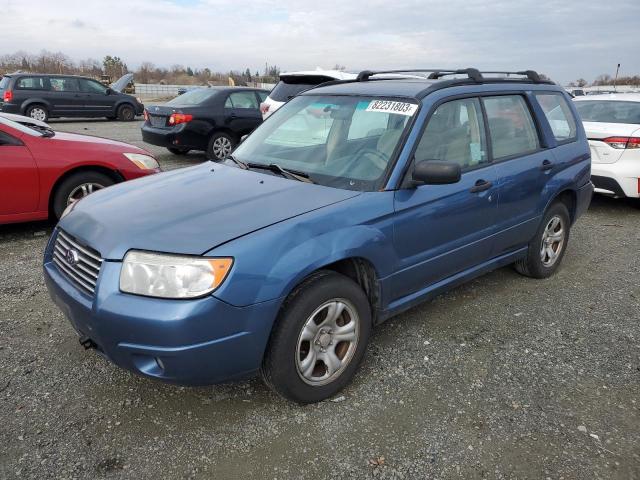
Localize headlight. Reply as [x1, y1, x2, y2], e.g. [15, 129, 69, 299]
[120, 251, 233, 299]
[123, 153, 159, 170]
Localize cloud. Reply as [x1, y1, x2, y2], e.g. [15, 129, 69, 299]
[2, 0, 639, 84]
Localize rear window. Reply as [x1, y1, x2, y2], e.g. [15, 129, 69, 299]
[574, 100, 640, 124]
[0, 77, 9, 90]
[15, 77, 48, 90]
[269, 75, 334, 102]
[536, 93, 577, 142]
[166, 89, 218, 106]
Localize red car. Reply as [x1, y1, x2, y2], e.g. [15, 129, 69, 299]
[0, 114, 161, 224]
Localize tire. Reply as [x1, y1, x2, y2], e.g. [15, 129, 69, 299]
[261, 271, 372, 404]
[25, 104, 49, 122]
[514, 202, 571, 279]
[52, 171, 115, 219]
[167, 147, 191, 155]
[116, 104, 135, 121]
[206, 132, 235, 161]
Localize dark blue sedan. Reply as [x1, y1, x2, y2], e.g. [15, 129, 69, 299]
[44, 68, 593, 403]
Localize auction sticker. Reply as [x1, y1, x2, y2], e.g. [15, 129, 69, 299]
[366, 100, 418, 116]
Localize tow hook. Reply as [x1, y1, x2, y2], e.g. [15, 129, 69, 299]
[79, 336, 96, 350]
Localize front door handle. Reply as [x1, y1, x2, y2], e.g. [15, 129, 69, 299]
[540, 159, 554, 171]
[470, 179, 493, 193]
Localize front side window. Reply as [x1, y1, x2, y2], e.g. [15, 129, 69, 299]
[49, 77, 80, 92]
[415, 98, 488, 169]
[483, 95, 539, 159]
[15, 77, 47, 90]
[232, 95, 416, 191]
[536, 93, 577, 141]
[225, 92, 259, 109]
[80, 79, 108, 94]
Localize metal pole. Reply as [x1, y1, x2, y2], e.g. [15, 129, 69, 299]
[613, 63, 620, 91]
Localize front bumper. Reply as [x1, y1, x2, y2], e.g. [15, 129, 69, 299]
[43, 236, 282, 385]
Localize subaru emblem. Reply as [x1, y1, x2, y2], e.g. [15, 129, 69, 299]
[66, 248, 79, 266]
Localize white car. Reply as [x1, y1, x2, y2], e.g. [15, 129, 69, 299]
[573, 94, 640, 199]
[260, 70, 356, 119]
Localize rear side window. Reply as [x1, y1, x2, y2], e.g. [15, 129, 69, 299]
[483, 95, 539, 159]
[49, 77, 80, 92]
[0, 77, 9, 89]
[415, 97, 488, 169]
[574, 100, 640, 124]
[225, 92, 259, 109]
[15, 77, 48, 90]
[536, 93, 577, 142]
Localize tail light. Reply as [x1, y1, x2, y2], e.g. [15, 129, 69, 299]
[603, 136, 640, 149]
[3, 90, 13, 102]
[143, 110, 149, 122]
[260, 102, 270, 115]
[168, 113, 192, 126]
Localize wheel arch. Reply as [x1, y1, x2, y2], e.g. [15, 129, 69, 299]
[548, 188, 577, 224]
[21, 99, 51, 115]
[48, 165, 124, 217]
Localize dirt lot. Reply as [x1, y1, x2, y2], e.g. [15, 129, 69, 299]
[1, 119, 639, 480]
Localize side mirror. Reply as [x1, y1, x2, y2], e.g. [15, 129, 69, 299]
[412, 160, 461, 186]
[105, 88, 113, 95]
[240, 134, 248, 143]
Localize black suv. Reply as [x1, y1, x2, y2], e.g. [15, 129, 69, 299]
[0, 74, 144, 122]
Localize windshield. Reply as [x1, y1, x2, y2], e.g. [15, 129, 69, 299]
[0, 116, 50, 137]
[575, 100, 640, 124]
[166, 89, 218, 106]
[232, 95, 417, 191]
[269, 76, 335, 102]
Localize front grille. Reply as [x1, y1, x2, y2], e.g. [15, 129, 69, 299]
[52, 230, 103, 295]
[149, 115, 167, 128]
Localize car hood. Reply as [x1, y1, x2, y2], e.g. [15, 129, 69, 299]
[110, 73, 134, 93]
[60, 163, 361, 260]
[49, 131, 148, 150]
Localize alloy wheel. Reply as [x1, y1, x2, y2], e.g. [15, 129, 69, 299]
[67, 183, 104, 206]
[29, 108, 47, 121]
[212, 136, 232, 160]
[295, 299, 360, 386]
[540, 215, 565, 267]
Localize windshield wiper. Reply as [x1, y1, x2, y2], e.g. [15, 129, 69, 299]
[247, 163, 315, 184]
[224, 154, 248, 169]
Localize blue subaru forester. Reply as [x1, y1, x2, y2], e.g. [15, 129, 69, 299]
[44, 69, 593, 403]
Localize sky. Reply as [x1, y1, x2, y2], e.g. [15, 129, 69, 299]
[2, 0, 639, 85]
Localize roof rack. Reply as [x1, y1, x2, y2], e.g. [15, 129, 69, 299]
[355, 68, 544, 84]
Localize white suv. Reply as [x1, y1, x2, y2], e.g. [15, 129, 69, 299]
[573, 94, 640, 199]
[260, 70, 356, 119]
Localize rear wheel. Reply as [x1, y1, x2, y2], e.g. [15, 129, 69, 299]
[116, 104, 135, 121]
[52, 171, 115, 219]
[514, 202, 571, 278]
[261, 271, 372, 404]
[206, 132, 235, 161]
[167, 147, 190, 155]
[25, 104, 48, 122]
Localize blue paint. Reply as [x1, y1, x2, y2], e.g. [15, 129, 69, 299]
[44, 78, 593, 385]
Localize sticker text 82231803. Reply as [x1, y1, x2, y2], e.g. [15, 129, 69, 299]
[366, 100, 418, 116]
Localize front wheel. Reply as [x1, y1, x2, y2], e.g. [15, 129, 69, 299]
[514, 202, 571, 278]
[206, 132, 235, 161]
[52, 171, 115, 219]
[261, 271, 372, 404]
[116, 104, 135, 121]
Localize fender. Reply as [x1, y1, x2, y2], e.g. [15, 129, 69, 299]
[209, 192, 397, 307]
[20, 98, 52, 115]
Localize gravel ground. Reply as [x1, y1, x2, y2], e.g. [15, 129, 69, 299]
[1, 119, 639, 480]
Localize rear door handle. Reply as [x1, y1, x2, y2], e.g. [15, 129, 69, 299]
[540, 159, 554, 171]
[470, 179, 493, 193]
